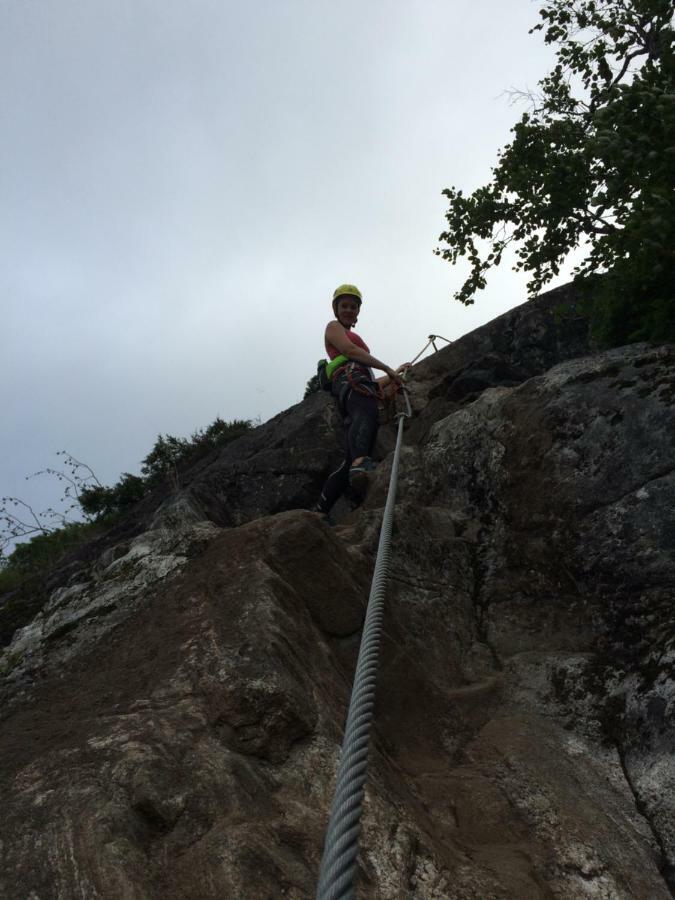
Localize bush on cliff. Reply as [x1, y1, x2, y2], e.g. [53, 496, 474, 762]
[77, 417, 254, 517]
[140, 417, 253, 487]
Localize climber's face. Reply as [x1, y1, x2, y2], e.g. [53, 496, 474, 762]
[336, 297, 360, 329]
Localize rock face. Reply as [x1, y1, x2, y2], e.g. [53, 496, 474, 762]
[1, 284, 674, 899]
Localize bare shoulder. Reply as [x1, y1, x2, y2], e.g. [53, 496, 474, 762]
[325, 319, 354, 355]
[325, 320, 343, 339]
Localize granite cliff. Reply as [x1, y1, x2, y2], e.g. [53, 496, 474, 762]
[1, 285, 673, 899]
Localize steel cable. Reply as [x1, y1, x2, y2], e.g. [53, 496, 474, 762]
[316, 390, 411, 900]
[409, 333, 452, 366]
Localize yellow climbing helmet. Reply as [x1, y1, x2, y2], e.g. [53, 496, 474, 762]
[332, 284, 362, 312]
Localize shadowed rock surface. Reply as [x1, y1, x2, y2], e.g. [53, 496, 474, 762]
[1, 284, 674, 898]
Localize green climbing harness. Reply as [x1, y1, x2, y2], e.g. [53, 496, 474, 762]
[316, 355, 351, 393]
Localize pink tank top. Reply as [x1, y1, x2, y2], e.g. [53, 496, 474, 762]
[326, 329, 370, 359]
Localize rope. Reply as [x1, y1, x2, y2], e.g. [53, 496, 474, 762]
[316, 387, 412, 900]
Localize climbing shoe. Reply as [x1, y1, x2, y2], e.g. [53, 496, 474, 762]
[349, 457, 377, 499]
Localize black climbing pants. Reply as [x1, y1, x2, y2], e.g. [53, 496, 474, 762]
[317, 374, 379, 514]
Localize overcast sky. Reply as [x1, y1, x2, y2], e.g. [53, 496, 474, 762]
[2, 0, 574, 544]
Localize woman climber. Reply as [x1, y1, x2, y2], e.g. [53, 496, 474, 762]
[316, 283, 410, 519]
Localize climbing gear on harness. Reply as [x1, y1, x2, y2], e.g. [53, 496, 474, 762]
[326, 354, 350, 380]
[317, 355, 353, 392]
[318, 349, 375, 394]
[316, 384, 412, 900]
[320, 332, 449, 398]
[345, 364, 383, 401]
[330, 363, 383, 419]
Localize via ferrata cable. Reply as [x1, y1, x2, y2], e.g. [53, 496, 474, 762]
[409, 333, 452, 366]
[315, 385, 412, 900]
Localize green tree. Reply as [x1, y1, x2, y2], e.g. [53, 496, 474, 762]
[141, 416, 254, 489]
[436, 0, 674, 345]
[189, 417, 253, 452]
[141, 434, 190, 487]
[140, 419, 253, 487]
